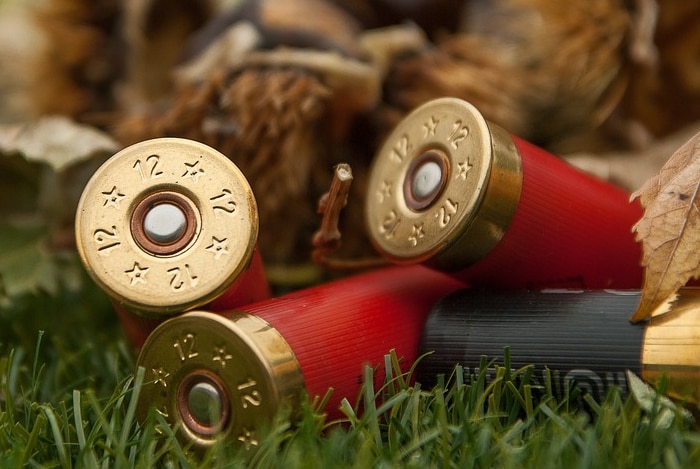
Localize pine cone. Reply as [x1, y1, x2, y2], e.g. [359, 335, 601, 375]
[0, 0, 123, 122]
[115, 0, 380, 271]
[381, 0, 642, 148]
[621, 0, 700, 138]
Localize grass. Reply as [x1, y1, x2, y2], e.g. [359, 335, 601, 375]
[2, 266, 700, 468]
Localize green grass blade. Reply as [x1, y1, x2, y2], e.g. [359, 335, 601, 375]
[20, 412, 47, 465]
[41, 404, 71, 469]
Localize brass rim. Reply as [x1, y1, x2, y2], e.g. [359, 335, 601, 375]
[135, 311, 304, 452]
[75, 138, 258, 316]
[642, 288, 700, 404]
[365, 98, 522, 269]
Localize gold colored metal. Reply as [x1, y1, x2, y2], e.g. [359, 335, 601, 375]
[642, 288, 700, 404]
[135, 311, 304, 453]
[365, 97, 523, 269]
[75, 138, 258, 316]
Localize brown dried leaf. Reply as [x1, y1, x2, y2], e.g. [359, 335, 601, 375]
[631, 131, 700, 321]
[633, 130, 700, 207]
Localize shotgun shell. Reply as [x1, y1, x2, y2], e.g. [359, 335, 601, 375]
[365, 97, 643, 289]
[112, 248, 269, 348]
[75, 138, 269, 345]
[417, 288, 700, 405]
[135, 265, 465, 452]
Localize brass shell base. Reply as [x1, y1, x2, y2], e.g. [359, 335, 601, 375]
[365, 98, 522, 268]
[75, 138, 258, 316]
[135, 311, 304, 452]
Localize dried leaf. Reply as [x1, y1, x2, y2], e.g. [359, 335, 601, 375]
[633, 130, 700, 207]
[630, 131, 700, 321]
[0, 223, 83, 307]
[0, 116, 118, 172]
[625, 371, 693, 429]
[0, 117, 117, 247]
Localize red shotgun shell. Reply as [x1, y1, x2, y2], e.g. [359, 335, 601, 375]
[135, 265, 465, 452]
[112, 248, 270, 348]
[75, 138, 270, 347]
[365, 98, 643, 289]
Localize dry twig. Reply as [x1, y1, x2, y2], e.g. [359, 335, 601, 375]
[312, 163, 387, 270]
